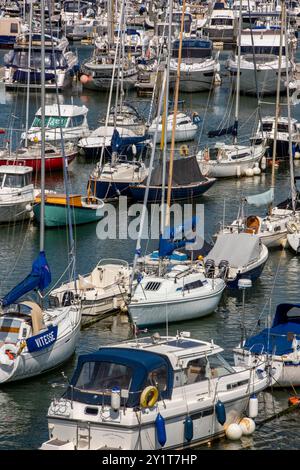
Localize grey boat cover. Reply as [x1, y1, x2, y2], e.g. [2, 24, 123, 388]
[142, 155, 206, 187]
[206, 233, 260, 268]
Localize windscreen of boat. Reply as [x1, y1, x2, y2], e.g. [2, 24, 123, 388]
[241, 46, 285, 55]
[172, 40, 212, 59]
[32, 116, 68, 129]
[12, 51, 67, 69]
[211, 18, 233, 26]
[1, 174, 24, 188]
[66, 348, 173, 407]
[74, 361, 132, 395]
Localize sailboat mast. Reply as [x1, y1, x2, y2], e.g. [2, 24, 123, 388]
[40, 0, 46, 252]
[284, 2, 296, 212]
[165, 0, 186, 227]
[160, 0, 173, 238]
[270, 0, 285, 199]
[25, 1, 33, 148]
[233, 0, 243, 145]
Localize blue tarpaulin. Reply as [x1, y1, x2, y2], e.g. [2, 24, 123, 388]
[1, 251, 51, 307]
[111, 129, 148, 154]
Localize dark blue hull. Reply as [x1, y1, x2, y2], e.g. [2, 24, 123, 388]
[0, 36, 16, 48]
[129, 180, 215, 202]
[89, 180, 133, 200]
[227, 259, 267, 289]
[78, 143, 149, 162]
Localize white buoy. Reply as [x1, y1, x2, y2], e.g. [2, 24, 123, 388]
[236, 165, 241, 177]
[249, 395, 258, 418]
[225, 423, 243, 441]
[239, 417, 256, 436]
[260, 156, 267, 171]
[253, 163, 261, 175]
[295, 151, 300, 160]
[111, 387, 121, 411]
[245, 168, 254, 177]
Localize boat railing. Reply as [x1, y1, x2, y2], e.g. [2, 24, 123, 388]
[96, 258, 129, 269]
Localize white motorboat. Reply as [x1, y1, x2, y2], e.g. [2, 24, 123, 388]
[148, 112, 198, 143]
[203, 6, 238, 44]
[3, 33, 78, 91]
[128, 263, 225, 327]
[205, 232, 269, 288]
[21, 104, 90, 144]
[49, 259, 131, 326]
[234, 303, 300, 387]
[250, 116, 300, 158]
[169, 37, 220, 93]
[227, 28, 294, 95]
[197, 142, 265, 178]
[41, 332, 277, 450]
[0, 165, 34, 223]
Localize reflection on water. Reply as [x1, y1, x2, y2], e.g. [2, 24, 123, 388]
[0, 46, 299, 449]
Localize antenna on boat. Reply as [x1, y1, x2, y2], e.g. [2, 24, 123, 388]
[238, 278, 252, 345]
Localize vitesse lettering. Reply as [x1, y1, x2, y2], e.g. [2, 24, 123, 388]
[34, 331, 56, 348]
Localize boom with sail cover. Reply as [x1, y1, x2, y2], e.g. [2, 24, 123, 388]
[1, 252, 51, 307]
[207, 121, 238, 138]
[111, 128, 149, 154]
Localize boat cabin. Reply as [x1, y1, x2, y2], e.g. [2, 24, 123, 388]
[29, 104, 89, 133]
[0, 16, 23, 47]
[0, 165, 32, 189]
[63, 334, 235, 409]
[240, 29, 286, 56]
[172, 38, 213, 60]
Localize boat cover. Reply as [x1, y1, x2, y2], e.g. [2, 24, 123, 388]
[246, 188, 274, 207]
[111, 128, 148, 154]
[66, 347, 173, 407]
[206, 233, 260, 268]
[142, 156, 206, 187]
[244, 303, 300, 355]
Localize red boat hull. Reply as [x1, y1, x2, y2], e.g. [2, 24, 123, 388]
[0, 152, 77, 172]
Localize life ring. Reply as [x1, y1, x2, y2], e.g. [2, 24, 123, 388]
[179, 145, 189, 157]
[140, 385, 159, 408]
[0, 343, 18, 366]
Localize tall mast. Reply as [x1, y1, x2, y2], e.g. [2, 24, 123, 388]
[284, 2, 296, 213]
[270, 0, 284, 211]
[40, 0, 46, 252]
[233, 0, 243, 145]
[25, 1, 33, 148]
[160, 0, 173, 243]
[165, 0, 186, 227]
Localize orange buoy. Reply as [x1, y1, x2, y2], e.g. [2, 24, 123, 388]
[80, 74, 92, 85]
[288, 396, 300, 406]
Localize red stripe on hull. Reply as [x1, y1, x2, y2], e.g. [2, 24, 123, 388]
[0, 153, 77, 172]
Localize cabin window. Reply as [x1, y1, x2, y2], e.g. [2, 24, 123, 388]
[3, 174, 23, 188]
[262, 123, 273, 132]
[23, 173, 32, 186]
[206, 354, 235, 378]
[70, 115, 85, 127]
[75, 361, 132, 393]
[183, 280, 203, 292]
[211, 18, 233, 26]
[241, 46, 285, 55]
[47, 117, 68, 129]
[10, 23, 18, 34]
[277, 124, 289, 133]
[145, 366, 167, 392]
[185, 357, 208, 384]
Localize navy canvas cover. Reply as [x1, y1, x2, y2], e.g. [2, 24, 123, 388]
[66, 347, 173, 407]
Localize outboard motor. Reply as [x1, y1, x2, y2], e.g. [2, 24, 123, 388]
[204, 259, 215, 278]
[218, 260, 230, 280]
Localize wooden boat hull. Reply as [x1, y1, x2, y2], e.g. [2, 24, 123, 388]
[33, 202, 103, 227]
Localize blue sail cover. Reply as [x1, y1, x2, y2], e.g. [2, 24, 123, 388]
[208, 120, 238, 138]
[159, 216, 199, 257]
[111, 129, 148, 154]
[1, 252, 51, 307]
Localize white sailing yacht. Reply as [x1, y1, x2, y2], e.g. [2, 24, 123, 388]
[0, 1, 81, 384]
[127, 1, 225, 328]
[197, 0, 265, 178]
